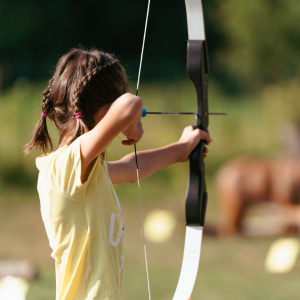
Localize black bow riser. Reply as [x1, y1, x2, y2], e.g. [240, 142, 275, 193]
[185, 39, 209, 226]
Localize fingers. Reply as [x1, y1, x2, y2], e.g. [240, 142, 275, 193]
[188, 125, 211, 158]
[190, 126, 212, 144]
[121, 130, 143, 145]
[121, 139, 137, 146]
[202, 130, 213, 145]
[203, 146, 208, 158]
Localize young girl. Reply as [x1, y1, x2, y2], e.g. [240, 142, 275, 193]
[25, 48, 212, 300]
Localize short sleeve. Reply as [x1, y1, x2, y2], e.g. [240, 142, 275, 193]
[52, 137, 102, 201]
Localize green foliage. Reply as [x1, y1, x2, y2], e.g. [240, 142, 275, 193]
[1, 0, 299, 95]
[216, 0, 300, 92]
[262, 79, 300, 125]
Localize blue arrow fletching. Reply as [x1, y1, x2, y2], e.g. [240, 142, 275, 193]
[142, 108, 147, 117]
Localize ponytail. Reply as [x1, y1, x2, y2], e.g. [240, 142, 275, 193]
[24, 115, 53, 155]
[24, 79, 54, 155]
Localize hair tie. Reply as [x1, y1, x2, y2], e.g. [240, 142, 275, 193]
[74, 112, 82, 119]
[41, 112, 48, 118]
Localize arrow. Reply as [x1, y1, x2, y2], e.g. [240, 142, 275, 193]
[142, 108, 227, 117]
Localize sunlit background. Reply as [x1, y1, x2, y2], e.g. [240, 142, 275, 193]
[0, 1, 300, 299]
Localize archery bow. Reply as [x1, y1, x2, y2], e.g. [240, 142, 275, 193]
[134, 0, 209, 299]
[172, 0, 209, 298]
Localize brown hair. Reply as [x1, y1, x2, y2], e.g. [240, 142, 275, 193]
[24, 48, 128, 155]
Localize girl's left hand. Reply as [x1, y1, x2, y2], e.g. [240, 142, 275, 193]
[177, 125, 212, 162]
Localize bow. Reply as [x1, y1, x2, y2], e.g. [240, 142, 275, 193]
[172, 0, 209, 299]
[134, 0, 209, 299]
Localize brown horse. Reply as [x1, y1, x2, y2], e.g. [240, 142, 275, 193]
[215, 157, 300, 236]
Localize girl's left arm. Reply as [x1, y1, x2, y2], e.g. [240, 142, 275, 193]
[108, 125, 212, 184]
[108, 142, 183, 184]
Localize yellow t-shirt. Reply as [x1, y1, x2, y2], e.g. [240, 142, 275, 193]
[36, 137, 124, 300]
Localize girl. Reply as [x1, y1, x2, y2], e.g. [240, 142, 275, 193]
[25, 48, 212, 300]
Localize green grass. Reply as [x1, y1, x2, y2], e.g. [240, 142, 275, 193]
[0, 80, 297, 300]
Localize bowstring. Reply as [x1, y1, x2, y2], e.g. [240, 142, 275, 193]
[134, 0, 152, 300]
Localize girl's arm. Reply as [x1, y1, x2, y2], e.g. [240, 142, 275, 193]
[80, 93, 143, 182]
[107, 126, 212, 184]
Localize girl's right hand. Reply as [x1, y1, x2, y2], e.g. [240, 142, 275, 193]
[121, 120, 144, 145]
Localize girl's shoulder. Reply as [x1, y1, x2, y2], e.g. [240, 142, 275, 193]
[36, 146, 65, 172]
[36, 136, 107, 200]
[36, 136, 107, 171]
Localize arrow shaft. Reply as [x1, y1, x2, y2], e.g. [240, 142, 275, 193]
[144, 111, 227, 115]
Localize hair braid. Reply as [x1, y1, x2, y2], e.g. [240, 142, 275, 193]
[72, 60, 119, 113]
[24, 78, 54, 154]
[42, 78, 54, 115]
[69, 60, 120, 143]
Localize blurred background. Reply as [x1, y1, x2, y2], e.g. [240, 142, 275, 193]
[0, 0, 300, 299]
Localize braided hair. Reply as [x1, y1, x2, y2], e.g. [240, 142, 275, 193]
[24, 48, 127, 154]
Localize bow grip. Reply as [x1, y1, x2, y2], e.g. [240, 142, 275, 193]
[186, 139, 207, 226]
